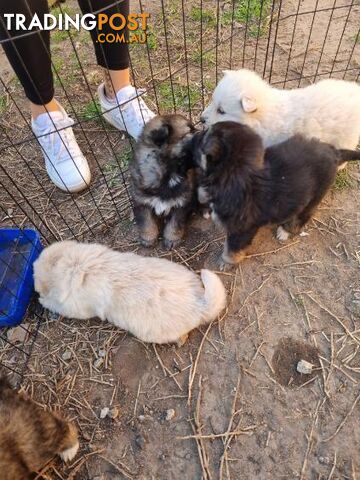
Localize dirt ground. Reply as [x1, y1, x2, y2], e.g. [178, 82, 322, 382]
[0, 0, 359, 479]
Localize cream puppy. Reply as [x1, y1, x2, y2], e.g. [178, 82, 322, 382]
[201, 69, 360, 150]
[33, 241, 227, 345]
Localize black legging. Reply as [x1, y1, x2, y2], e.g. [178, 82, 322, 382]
[0, 0, 129, 105]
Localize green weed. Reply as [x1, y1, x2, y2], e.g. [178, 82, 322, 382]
[222, 0, 271, 37]
[80, 99, 102, 121]
[190, 7, 216, 27]
[191, 49, 216, 65]
[0, 95, 9, 114]
[334, 168, 352, 191]
[158, 82, 201, 111]
[146, 28, 158, 50]
[104, 148, 132, 185]
[0, 95, 8, 114]
[130, 26, 158, 50]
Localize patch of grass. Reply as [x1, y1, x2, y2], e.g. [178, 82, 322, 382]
[51, 5, 78, 43]
[51, 53, 78, 87]
[104, 148, 132, 185]
[190, 7, 216, 27]
[80, 99, 102, 121]
[52, 29, 69, 43]
[158, 82, 201, 111]
[191, 49, 216, 65]
[222, 0, 271, 37]
[293, 294, 304, 308]
[116, 148, 132, 170]
[0, 95, 8, 114]
[130, 27, 158, 50]
[204, 78, 216, 93]
[146, 27, 158, 50]
[51, 56, 64, 73]
[334, 168, 352, 191]
[354, 32, 360, 44]
[51, 56, 64, 86]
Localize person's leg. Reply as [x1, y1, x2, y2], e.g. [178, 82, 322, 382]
[78, 0, 155, 139]
[0, 0, 58, 117]
[0, 0, 91, 192]
[78, 0, 130, 94]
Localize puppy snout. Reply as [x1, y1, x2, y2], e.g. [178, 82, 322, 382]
[200, 115, 206, 124]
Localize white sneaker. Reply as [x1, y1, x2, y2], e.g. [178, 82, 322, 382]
[98, 83, 155, 140]
[32, 105, 91, 193]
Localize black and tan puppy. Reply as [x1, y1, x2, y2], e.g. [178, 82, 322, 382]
[131, 114, 197, 249]
[194, 121, 360, 267]
[0, 375, 79, 479]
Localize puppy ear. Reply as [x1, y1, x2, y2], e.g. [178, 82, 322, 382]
[203, 136, 221, 165]
[150, 124, 171, 147]
[241, 96, 257, 113]
[187, 121, 196, 133]
[57, 267, 87, 304]
[35, 277, 50, 296]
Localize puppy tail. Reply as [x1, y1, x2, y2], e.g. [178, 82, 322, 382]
[200, 269, 227, 321]
[337, 148, 360, 166]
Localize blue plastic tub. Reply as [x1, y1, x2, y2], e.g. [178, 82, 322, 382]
[0, 229, 42, 327]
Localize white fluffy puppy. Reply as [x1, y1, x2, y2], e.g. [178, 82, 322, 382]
[33, 241, 226, 345]
[201, 69, 360, 150]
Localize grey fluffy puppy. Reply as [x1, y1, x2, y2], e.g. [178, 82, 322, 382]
[131, 114, 196, 249]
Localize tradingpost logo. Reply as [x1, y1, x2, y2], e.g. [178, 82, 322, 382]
[3, 12, 150, 44]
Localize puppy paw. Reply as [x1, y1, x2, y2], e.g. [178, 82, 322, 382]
[276, 226, 290, 242]
[163, 237, 182, 250]
[59, 441, 79, 463]
[220, 248, 245, 269]
[177, 333, 189, 347]
[139, 237, 158, 248]
[218, 255, 239, 272]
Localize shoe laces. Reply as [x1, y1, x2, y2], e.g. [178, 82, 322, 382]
[118, 88, 153, 122]
[38, 116, 79, 165]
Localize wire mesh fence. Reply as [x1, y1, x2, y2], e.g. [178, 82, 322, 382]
[0, 0, 359, 379]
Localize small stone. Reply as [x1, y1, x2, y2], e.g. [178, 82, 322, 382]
[138, 414, 152, 423]
[93, 357, 104, 369]
[318, 456, 330, 465]
[135, 434, 145, 449]
[62, 350, 72, 361]
[165, 408, 175, 421]
[98, 349, 106, 358]
[299, 231, 309, 237]
[7, 208, 13, 217]
[346, 291, 360, 317]
[7, 325, 28, 344]
[100, 407, 109, 419]
[82, 431, 92, 441]
[297, 359, 313, 374]
[108, 407, 119, 419]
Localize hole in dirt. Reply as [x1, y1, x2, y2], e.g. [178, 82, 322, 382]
[272, 337, 320, 387]
[111, 338, 154, 394]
